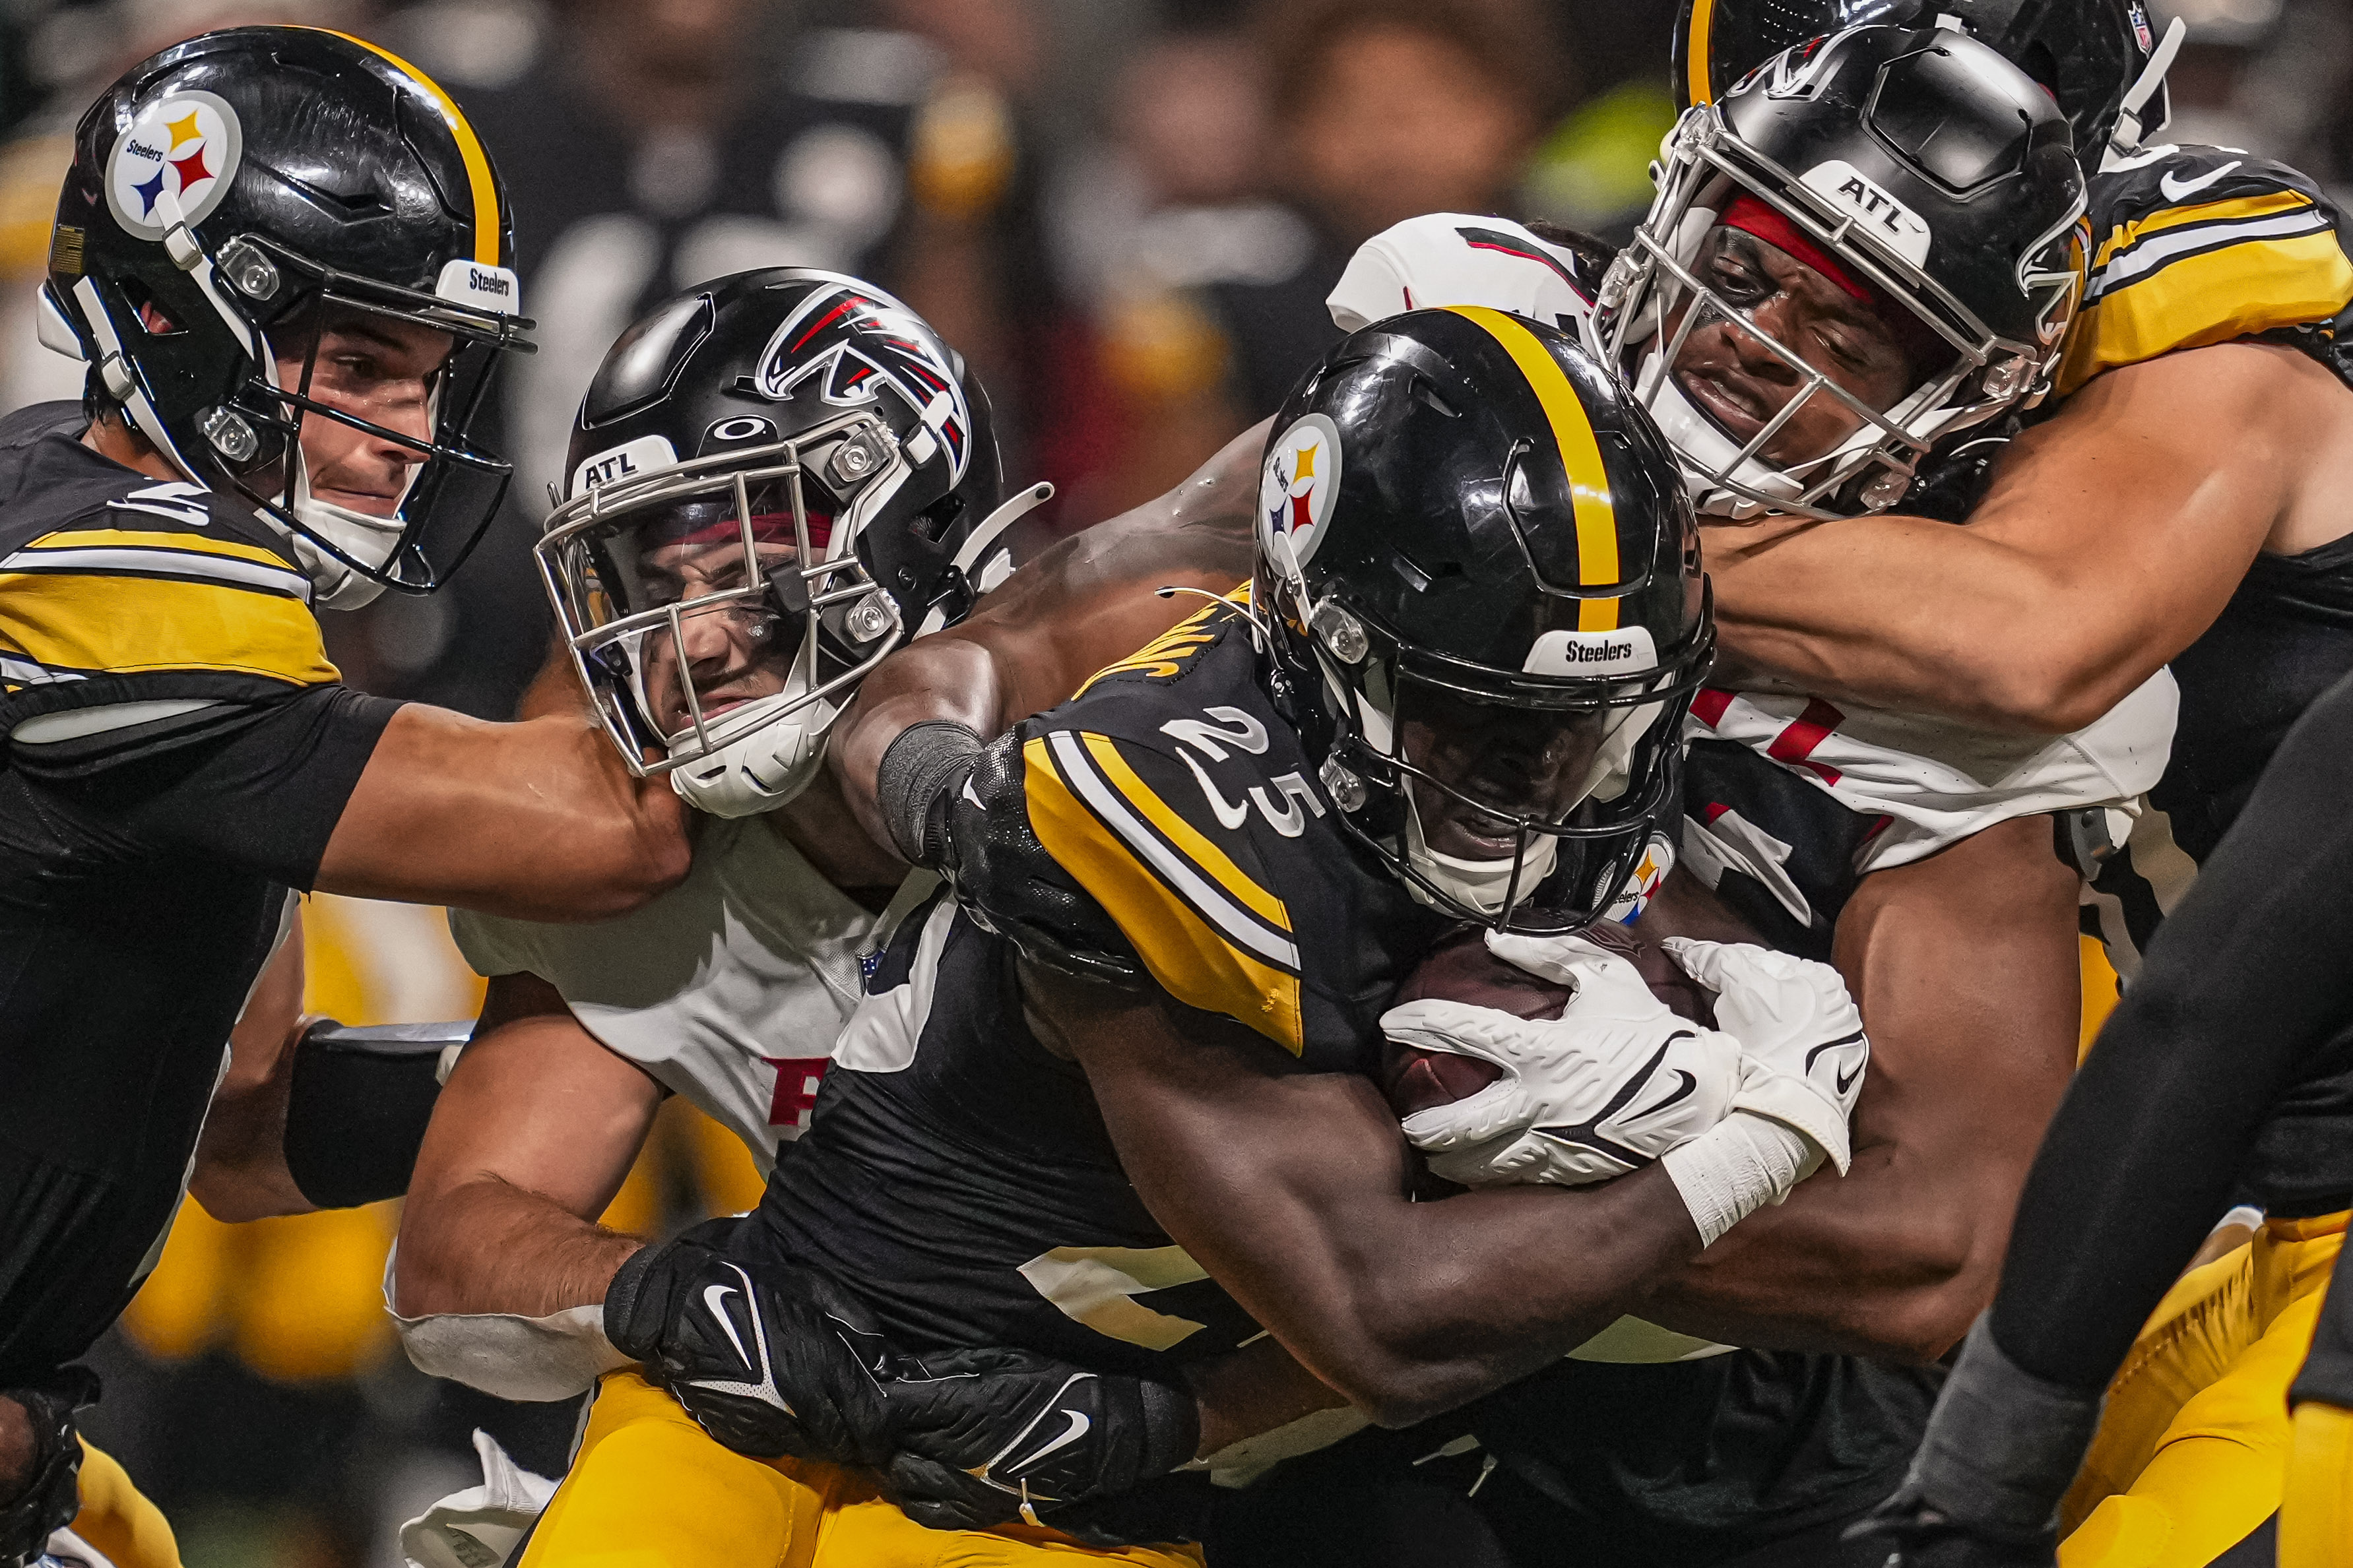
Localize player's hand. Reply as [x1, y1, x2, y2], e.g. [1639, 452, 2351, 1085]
[880, 1347, 1199, 1532]
[0, 1371, 97, 1568]
[1661, 939, 1868, 1177]
[940, 731, 1144, 988]
[1382, 936, 1742, 1187]
[602, 1223, 895, 1468]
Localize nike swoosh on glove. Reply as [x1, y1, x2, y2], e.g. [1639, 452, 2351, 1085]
[602, 1221, 895, 1468]
[880, 1346, 1198, 1533]
[1661, 939, 1868, 1177]
[1384, 935, 1742, 1187]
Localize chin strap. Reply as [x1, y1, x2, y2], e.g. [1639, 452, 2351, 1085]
[2106, 16, 2187, 166]
[915, 481, 1054, 639]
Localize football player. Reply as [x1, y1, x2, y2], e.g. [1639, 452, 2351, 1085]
[1677, 0, 2353, 1561]
[0, 29, 695, 1568]
[387, 269, 1282, 1566]
[1852, 669, 2353, 1568]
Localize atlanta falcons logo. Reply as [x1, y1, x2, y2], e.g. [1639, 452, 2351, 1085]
[755, 282, 973, 484]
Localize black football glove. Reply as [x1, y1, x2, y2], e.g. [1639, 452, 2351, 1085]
[603, 1223, 895, 1468]
[0, 1369, 98, 1568]
[940, 731, 1146, 989]
[880, 1346, 1199, 1534]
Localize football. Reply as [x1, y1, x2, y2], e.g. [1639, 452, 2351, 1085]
[1380, 924, 1718, 1118]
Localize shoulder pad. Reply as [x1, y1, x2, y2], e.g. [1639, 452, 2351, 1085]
[2063, 147, 2353, 395]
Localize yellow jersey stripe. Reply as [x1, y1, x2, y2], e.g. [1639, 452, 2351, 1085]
[2091, 189, 2319, 270]
[1025, 736, 1305, 1052]
[323, 30, 500, 265]
[1447, 305, 1621, 631]
[1685, 0, 1717, 106]
[1081, 731, 1292, 932]
[19, 528, 294, 572]
[0, 572, 338, 685]
[2059, 229, 2353, 395]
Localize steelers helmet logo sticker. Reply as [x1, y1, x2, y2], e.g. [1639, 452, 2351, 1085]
[106, 90, 242, 241]
[1260, 412, 1343, 567]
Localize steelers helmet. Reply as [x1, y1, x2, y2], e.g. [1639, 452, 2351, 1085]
[538, 269, 1025, 809]
[1673, 0, 2176, 169]
[41, 26, 532, 604]
[1601, 24, 2086, 521]
[1256, 307, 1713, 933]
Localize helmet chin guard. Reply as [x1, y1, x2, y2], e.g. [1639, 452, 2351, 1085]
[1597, 27, 2086, 520]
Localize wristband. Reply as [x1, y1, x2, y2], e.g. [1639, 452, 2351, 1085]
[1660, 1111, 1810, 1247]
[875, 721, 985, 867]
[286, 1019, 467, 1208]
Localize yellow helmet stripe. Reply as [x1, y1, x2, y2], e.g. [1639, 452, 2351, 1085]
[1446, 306, 1621, 632]
[320, 30, 501, 265]
[1685, 0, 1718, 106]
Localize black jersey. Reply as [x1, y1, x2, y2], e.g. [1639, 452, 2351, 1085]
[0, 402, 398, 1384]
[751, 590, 1445, 1373]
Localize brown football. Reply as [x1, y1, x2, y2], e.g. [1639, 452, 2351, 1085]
[1380, 924, 1718, 1118]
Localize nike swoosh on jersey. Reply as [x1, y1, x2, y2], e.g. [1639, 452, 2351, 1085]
[2158, 160, 2242, 203]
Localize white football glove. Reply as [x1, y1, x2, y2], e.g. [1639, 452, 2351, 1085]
[1660, 939, 1868, 1177]
[1383, 935, 1742, 1188]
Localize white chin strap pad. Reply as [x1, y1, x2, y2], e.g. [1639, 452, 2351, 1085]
[668, 693, 838, 819]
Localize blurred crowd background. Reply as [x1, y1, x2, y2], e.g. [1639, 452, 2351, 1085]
[0, 1, 2349, 1563]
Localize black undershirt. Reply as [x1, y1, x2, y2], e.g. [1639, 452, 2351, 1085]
[0, 683, 397, 1384]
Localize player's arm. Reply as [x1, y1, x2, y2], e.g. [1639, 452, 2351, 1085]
[189, 914, 315, 1222]
[832, 419, 1266, 858]
[315, 704, 690, 922]
[1637, 812, 2081, 1362]
[1703, 342, 2353, 732]
[1025, 958, 1703, 1428]
[392, 971, 660, 1321]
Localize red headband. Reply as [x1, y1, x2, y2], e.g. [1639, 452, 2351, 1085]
[1719, 195, 1876, 304]
[659, 509, 833, 552]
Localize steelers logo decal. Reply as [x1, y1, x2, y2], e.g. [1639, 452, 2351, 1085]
[1260, 413, 1343, 567]
[106, 91, 242, 240]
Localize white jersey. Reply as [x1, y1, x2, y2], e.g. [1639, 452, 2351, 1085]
[449, 815, 898, 1174]
[1684, 672, 2177, 893]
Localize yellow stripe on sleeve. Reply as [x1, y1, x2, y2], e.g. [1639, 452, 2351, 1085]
[1024, 736, 1305, 1053]
[1446, 306, 1621, 631]
[2059, 230, 2353, 395]
[0, 571, 338, 685]
[322, 30, 501, 264]
[1685, 0, 1718, 107]
[1081, 732, 1291, 931]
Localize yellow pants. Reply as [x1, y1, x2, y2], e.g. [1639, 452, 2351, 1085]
[69, 1442, 181, 1568]
[2059, 1212, 2346, 1568]
[519, 1371, 1204, 1568]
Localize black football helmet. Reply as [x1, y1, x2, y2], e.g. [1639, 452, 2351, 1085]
[537, 268, 1029, 813]
[40, 26, 532, 603]
[1599, 24, 2086, 520]
[1672, 0, 2177, 169]
[1256, 307, 1714, 933]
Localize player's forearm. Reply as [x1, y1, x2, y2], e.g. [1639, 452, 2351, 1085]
[1637, 1145, 1999, 1362]
[830, 639, 1005, 854]
[393, 1174, 641, 1319]
[319, 706, 690, 922]
[189, 922, 315, 1222]
[1702, 516, 2128, 734]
